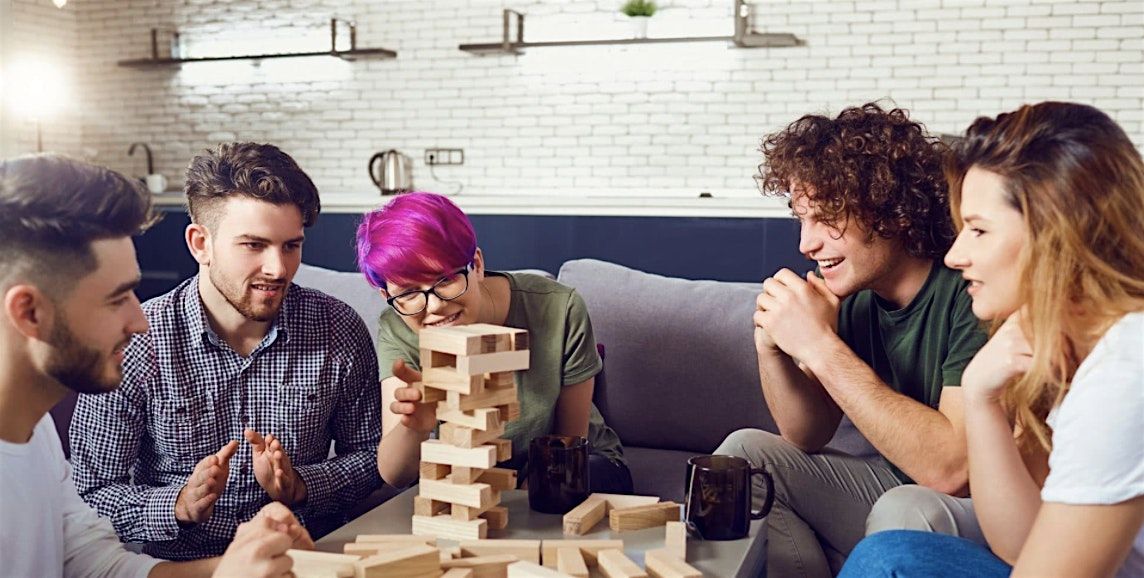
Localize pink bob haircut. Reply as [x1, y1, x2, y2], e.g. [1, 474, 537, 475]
[356, 192, 478, 289]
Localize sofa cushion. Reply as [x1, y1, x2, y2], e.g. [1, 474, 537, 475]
[558, 259, 776, 454]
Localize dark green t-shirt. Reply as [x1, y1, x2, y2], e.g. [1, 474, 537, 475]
[837, 262, 987, 480]
[376, 272, 625, 470]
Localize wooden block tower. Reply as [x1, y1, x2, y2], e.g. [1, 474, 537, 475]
[412, 323, 529, 541]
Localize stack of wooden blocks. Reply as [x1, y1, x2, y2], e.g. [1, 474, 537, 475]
[412, 323, 530, 541]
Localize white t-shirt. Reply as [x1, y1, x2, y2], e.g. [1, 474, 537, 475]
[1043, 311, 1144, 578]
[0, 414, 160, 578]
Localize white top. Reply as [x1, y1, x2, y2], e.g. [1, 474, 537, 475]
[0, 415, 160, 578]
[1043, 312, 1144, 578]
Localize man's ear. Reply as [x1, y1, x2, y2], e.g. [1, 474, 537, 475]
[186, 223, 211, 266]
[3, 284, 54, 341]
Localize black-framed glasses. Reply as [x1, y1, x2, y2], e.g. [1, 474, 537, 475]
[386, 267, 470, 316]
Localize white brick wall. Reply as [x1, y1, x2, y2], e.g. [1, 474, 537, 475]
[3, 0, 1142, 200]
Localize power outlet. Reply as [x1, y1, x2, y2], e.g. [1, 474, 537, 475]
[425, 148, 464, 166]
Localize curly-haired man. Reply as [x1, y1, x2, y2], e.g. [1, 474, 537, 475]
[714, 103, 988, 578]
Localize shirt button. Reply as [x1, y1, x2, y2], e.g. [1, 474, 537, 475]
[241, 465, 250, 474]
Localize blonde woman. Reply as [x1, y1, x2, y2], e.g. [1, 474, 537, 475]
[841, 102, 1144, 577]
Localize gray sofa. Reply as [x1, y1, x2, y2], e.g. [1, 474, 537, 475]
[295, 258, 876, 504]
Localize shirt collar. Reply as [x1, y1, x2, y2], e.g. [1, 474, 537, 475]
[182, 275, 292, 351]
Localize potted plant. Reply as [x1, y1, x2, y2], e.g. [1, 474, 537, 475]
[621, 0, 657, 39]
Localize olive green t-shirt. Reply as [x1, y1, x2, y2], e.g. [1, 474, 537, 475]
[375, 271, 625, 471]
[837, 262, 987, 481]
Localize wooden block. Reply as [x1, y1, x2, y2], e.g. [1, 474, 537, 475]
[450, 466, 481, 485]
[451, 500, 499, 522]
[563, 494, 607, 536]
[287, 549, 360, 578]
[609, 502, 680, 533]
[644, 549, 702, 578]
[355, 535, 438, 546]
[459, 540, 540, 563]
[344, 543, 384, 557]
[664, 522, 687, 560]
[596, 550, 647, 578]
[422, 348, 457, 370]
[442, 420, 507, 449]
[440, 546, 462, 561]
[354, 544, 441, 578]
[421, 440, 497, 469]
[596, 494, 661, 510]
[491, 439, 512, 462]
[415, 495, 450, 517]
[419, 478, 495, 509]
[442, 555, 519, 578]
[485, 371, 516, 388]
[424, 367, 485, 395]
[443, 569, 475, 578]
[437, 406, 501, 431]
[556, 547, 589, 578]
[507, 561, 576, 578]
[420, 462, 452, 481]
[540, 540, 624, 568]
[457, 350, 530, 376]
[419, 326, 489, 356]
[476, 467, 517, 491]
[446, 386, 518, 412]
[457, 324, 527, 351]
[481, 506, 508, 530]
[413, 514, 488, 541]
[497, 402, 521, 423]
[413, 381, 447, 403]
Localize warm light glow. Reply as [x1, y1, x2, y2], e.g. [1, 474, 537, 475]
[52, 0, 67, 7]
[1, 56, 69, 120]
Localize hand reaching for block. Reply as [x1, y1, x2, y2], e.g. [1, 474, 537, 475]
[391, 359, 439, 433]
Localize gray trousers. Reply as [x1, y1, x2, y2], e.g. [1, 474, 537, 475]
[716, 429, 985, 578]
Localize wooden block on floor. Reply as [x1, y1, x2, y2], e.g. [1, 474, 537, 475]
[437, 406, 501, 431]
[414, 495, 450, 517]
[419, 478, 495, 509]
[563, 494, 607, 536]
[490, 439, 512, 462]
[413, 381, 447, 403]
[664, 521, 687, 560]
[556, 547, 589, 578]
[596, 549, 647, 578]
[442, 568, 475, 578]
[497, 402, 521, 422]
[480, 506, 508, 530]
[476, 467, 517, 491]
[609, 502, 681, 533]
[420, 326, 490, 356]
[446, 386, 518, 412]
[420, 462, 452, 481]
[459, 540, 540, 563]
[540, 540, 624, 568]
[644, 548, 702, 578]
[442, 555, 519, 578]
[442, 420, 507, 449]
[355, 535, 438, 546]
[287, 549, 360, 578]
[485, 371, 516, 388]
[425, 367, 485, 395]
[440, 545, 462, 561]
[508, 561, 576, 578]
[413, 514, 488, 541]
[354, 544, 441, 578]
[457, 350, 530, 376]
[422, 440, 497, 469]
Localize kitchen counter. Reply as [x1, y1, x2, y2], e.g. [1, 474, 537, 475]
[150, 191, 791, 219]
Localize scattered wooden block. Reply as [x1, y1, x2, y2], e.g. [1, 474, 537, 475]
[412, 514, 488, 541]
[595, 494, 661, 510]
[419, 478, 495, 509]
[437, 406, 501, 431]
[481, 506, 509, 530]
[664, 521, 687, 560]
[414, 495, 450, 517]
[420, 462, 452, 481]
[459, 539, 541, 563]
[540, 540, 624, 568]
[355, 535, 438, 546]
[490, 439, 512, 462]
[609, 502, 681, 532]
[644, 548, 702, 578]
[476, 467, 517, 491]
[442, 555, 519, 578]
[456, 350, 530, 376]
[597, 549, 647, 578]
[446, 386, 518, 412]
[440, 545, 462, 561]
[556, 547, 589, 578]
[442, 568, 475, 578]
[354, 544, 441, 578]
[412, 381, 447, 403]
[421, 440, 497, 469]
[508, 560, 577, 578]
[442, 421, 506, 449]
[563, 494, 607, 536]
[286, 549, 360, 578]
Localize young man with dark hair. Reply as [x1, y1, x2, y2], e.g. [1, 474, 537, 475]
[715, 103, 988, 577]
[70, 143, 382, 560]
[0, 154, 310, 577]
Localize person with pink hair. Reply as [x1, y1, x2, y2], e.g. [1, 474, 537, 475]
[357, 192, 633, 494]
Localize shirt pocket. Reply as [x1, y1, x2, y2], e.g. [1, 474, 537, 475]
[275, 385, 332, 463]
[151, 393, 218, 467]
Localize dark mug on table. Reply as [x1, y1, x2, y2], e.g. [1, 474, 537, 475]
[684, 454, 774, 540]
[527, 435, 590, 514]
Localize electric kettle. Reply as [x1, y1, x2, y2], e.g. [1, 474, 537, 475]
[369, 150, 414, 195]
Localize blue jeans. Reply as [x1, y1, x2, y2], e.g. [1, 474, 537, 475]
[839, 530, 1012, 578]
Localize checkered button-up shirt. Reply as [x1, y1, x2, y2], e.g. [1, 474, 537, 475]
[70, 276, 382, 560]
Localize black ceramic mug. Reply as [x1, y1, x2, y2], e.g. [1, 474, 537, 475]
[527, 435, 590, 514]
[684, 454, 774, 540]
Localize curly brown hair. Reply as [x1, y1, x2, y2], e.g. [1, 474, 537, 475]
[757, 103, 954, 259]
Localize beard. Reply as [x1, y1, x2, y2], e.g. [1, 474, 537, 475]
[45, 312, 125, 395]
[208, 267, 286, 323]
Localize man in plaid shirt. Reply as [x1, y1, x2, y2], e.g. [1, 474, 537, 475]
[69, 143, 383, 560]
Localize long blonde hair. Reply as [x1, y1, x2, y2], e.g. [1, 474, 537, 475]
[946, 102, 1144, 452]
